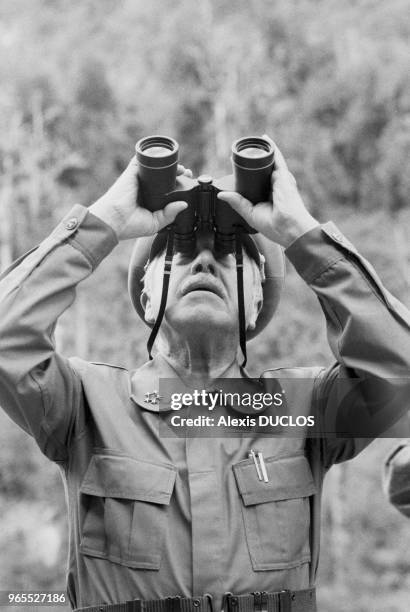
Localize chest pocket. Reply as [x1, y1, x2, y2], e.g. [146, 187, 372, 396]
[79, 454, 176, 569]
[233, 453, 316, 571]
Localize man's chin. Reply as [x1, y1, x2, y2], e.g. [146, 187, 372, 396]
[167, 307, 236, 333]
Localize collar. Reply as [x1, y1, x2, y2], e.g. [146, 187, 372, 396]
[129, 354, 283, 414]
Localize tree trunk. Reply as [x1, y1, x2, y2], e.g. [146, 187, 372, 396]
[327, 463, 350, 586]
[392, 215, 410, 305]
[0, 153, 14, 270]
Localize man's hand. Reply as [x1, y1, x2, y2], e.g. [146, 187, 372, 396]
[89, 156, 190, 241]
[217, 136, 319, 248]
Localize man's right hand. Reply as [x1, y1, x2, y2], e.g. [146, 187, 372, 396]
[89, 156, 190, 241]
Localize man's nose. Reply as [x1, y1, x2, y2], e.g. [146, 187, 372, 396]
[190, 249, 217, 275]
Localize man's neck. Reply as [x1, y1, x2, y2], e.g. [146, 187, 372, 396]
[159, 332, 241, 388]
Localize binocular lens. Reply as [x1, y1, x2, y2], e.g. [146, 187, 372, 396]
[240, 147, 268, 158]
[136, 136, 179, 169]
[144, 146, 173, 157]
[232, 137, 273, 169]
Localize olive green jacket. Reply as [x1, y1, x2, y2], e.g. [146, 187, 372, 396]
[0, 205, 409, 610]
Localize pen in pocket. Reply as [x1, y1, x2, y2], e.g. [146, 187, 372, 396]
[248, 449, 269, 482]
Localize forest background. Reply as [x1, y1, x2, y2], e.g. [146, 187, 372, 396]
[0, 1, 409, 611]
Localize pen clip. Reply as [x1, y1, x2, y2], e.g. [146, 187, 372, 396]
[257, 451, 269, 483]
[249, 449, 269, 482]
[248, 449, 263, 481]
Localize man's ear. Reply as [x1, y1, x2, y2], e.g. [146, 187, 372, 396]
[259, 254, 266, 283]
[247, 295, 263, 331]
[140, 289, 155, 325]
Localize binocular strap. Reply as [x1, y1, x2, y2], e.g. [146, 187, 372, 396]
[235, 231, 247, 368]
[147, 228, 175, 360]
[146, 228, 247, 368]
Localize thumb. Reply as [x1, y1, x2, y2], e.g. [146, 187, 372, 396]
[153, 200, 188, 231]
[217, 191, 255, 225]
[261, 134, 288, 172]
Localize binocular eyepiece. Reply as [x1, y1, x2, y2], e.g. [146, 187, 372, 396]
[135, 134, 274, 255]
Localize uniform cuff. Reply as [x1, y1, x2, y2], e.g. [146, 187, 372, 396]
[52, 205, 119, 269]
[285, 222, 352, 284]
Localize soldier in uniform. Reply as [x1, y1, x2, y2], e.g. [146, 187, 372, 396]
[0, 139, 409, 612]
[384, 439, 410, 518]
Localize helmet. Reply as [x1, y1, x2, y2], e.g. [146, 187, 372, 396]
[128, 233, 285, 339]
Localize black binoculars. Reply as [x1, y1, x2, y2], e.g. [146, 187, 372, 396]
[135, 135, 275, 255]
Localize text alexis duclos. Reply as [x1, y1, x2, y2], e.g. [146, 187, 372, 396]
[169, 415, 315, 427]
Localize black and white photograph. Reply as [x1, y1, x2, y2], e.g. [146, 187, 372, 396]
[0, 2, 409, 612]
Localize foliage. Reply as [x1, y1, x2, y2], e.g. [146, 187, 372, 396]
[0, 1, 409, 610]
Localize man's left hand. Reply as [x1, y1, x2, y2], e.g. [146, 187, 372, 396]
[217, 136, 319, 248]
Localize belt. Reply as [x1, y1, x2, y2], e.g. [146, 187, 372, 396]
[74, 595, 213, 612]
[74, 589, 316, 612]
[224, 590, 316, 612]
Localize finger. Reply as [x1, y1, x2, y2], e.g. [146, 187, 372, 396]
[261, 134, 289, 172]
[217, 191, 255, 225]
[125, 155, 137, 169]
[153, 201, 188, 231]
[117, 155, 137, 178]
[288, 171, 297, 185]
[177, 164, 192, 178]
[262, 133, 275, 147]
[176, 165, 193, 178]
[272, 168, 297, 189]
[271, 142, 289, 172]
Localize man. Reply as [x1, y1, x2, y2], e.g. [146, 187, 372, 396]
[383, 439, 410, 518]
[0, 138, 409, 612]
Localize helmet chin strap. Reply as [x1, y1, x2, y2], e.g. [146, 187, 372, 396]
[147, 227, 248, 367]
[147, 227, 175, 360]
[235, 230, 247, 368]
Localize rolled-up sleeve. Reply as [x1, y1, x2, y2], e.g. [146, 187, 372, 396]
[0, 205, 118, 461]
[286, 222, 410, 467]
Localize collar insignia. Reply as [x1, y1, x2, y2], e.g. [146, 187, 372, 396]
[144, 390, 163, 405]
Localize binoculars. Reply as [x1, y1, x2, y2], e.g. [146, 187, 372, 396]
[135, 135, 275, 254]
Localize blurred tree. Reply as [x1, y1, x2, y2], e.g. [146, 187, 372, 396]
[0, 0, 409, 609]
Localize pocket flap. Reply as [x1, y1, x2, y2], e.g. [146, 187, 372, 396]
[80, 454, 176, 504]
[233, 454, 316, 505]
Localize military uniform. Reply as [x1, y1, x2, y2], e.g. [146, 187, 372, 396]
[0, 205, 409, 611]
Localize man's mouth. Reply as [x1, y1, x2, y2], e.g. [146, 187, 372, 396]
[181, 277, 224, 300]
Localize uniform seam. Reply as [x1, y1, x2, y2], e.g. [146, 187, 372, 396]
[90, 361, 128, 370]
[30, 371, 69, 462]
[79, 544, 160, 568]
[304, 255, 345, 284]
[311, 369, 328, 470]
[67, 236, 97, 269]
[345, 255, 392, 308]
[261, 366, 322, 373]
